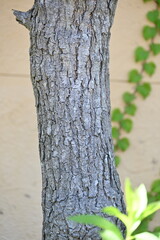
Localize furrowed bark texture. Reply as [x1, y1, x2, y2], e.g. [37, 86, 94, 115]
[14, 0, 125, 239]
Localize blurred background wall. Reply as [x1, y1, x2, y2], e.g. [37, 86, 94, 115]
[0, 0, 160, 239]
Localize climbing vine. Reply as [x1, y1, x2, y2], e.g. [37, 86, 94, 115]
[112, 0, 160, 166]
[111, 0, 160, 234]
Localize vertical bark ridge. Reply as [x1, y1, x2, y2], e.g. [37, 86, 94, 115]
[15, 0, 125, 239]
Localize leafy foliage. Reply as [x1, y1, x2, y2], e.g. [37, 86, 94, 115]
[143, 62, 156, 76]
[135, 47, 149, 62]
[111, 0, 160, 167]
[69, 179, 160, 240]
[136, 83, 151, 98]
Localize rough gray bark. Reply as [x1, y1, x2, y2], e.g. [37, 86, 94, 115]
[14, 0, 125, 239]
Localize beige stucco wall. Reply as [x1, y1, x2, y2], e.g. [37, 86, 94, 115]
[0, 0, 160, 239]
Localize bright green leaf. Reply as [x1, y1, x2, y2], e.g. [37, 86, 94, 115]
[150, 43, 160, 55]
[123, 92, 135, 103]
[143, 26, 156, 40]
[115, 156, 121, 166]
[140, 201, 160, 220]
[125, 179, 147, 219]
[143, 62, 156, 76]
[147, 10, 159, 23]
[100, 229, 123, 240]
[135, 184, 148, 218]
[112, 127, 120, 139]
[68, 214, 123, 240]
[135, 232, 160, 240]
[136, 83, 151, 98]
[68, 215, 114, 230]
[117, 138, 130, 151]
[125, 178, 135, 215]
[131, 220, 142, 233]
[151, 179, 160, 193]
[125, 104, 137, 116]
[102, 206, 128, 227]
[135, 47, 149, 62]
[112, 109, 124, 122]
[121, 119, 133, 133]
[128, 70, 142, 83]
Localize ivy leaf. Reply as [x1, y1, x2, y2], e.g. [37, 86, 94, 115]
[112, 109, 124, 122]
[115, 156, 121, 166]
[125, 104, 137, 116]
[136, 83, 151, 99]
[155, 19, 160, 30]
[143, 26, 156, 40]
[117, 138, 130, 151]
[123, 92, 135, 103]
[128, 70, 142, 83]
[143, 62, 156, 76]
[135, 47, 149, 62]
[112, 127, 120, 139]
[147, 10, 159, 23]
[150, 43, 160, 55]
[121, 119, 133, 133]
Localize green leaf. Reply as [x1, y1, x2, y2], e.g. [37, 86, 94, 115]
[112, 127, 120, 139]
[117, 138, 130, 151]
[100, 229, 123, 240]
[125, 104, 137, 116]
[112, 109, 124, 122]
[140, 201, 160, 220]
[156, 0, 160, 5]
[143, 62, 156, 76]
[68, 215, 113, 229]
[125, 178, 134, 213]
[136, 83, 151, 98]
[155, 19, 160, 30]
[135, 232, 160, 240]
[68, 214, 123, 240]
[143, 26, 156, 40]
[102, 206, 128, 227]
[150, 43, 160, 55]
[125, 179, 148, 219]
[123, 92, 135, 103]
[128, 70, 142, 83]
[143, 0, 152, 2]
[153, 226, 160, 233]
[151, 179, 160, 193]
[135, 47, 149, 62]
[147, 10, 159, 23]
[134, 219, 150, 234]
[115, 156, 121, 167]
[135, 184, 148, 218]
[121, 119, 133, 133]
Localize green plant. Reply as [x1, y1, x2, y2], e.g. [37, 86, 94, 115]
[135, 179, 160, 236]
[69, 179, 160, 240]
[112, 0, 160, 167]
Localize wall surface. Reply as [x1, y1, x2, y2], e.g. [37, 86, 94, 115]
[0, 0, 160, 239]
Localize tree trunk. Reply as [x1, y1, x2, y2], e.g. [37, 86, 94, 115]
[14, 0, 125, 239]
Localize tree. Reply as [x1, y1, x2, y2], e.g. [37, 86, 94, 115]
[13, 0, 125, 239]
